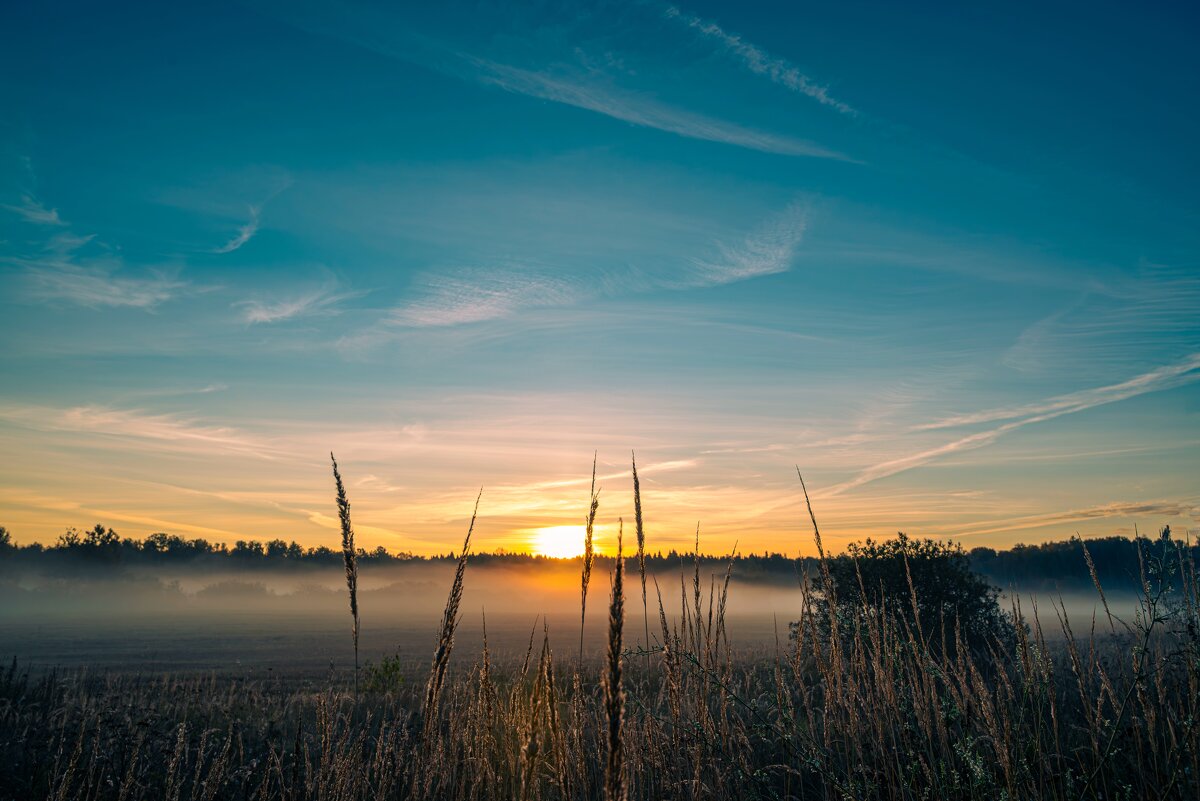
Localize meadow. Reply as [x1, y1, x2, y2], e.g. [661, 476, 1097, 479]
[0, 467, 1196, 801]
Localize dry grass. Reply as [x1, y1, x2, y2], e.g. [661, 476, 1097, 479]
[579, 455, 600, 662]
[631, 453, 649, 656]
[422, 488, 481, 745]
[604, 520, 626, 801]
[2, 464, 1198, 800]
[331, 453, 360, 695]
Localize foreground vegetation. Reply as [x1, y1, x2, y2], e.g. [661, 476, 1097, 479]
[0, 466, 1197, 800]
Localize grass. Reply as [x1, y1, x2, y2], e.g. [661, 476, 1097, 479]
[580, 453, 600, 662]
[422, 489, 481, 748]
[604, 520, 626, 801]
[331, 454, 360, 696]
[0, 465, 1197, 800]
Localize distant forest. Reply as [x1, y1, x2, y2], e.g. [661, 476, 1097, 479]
[0, 523, 1194, 592]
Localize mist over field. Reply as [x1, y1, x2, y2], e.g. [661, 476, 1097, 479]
[0, 555, 1145, 675]
[0, 560, 796, 671]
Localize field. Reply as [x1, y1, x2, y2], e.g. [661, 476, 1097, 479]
[1, 522, 1196, 801]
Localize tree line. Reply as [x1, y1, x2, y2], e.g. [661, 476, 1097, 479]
[0, 522, 1193, 591]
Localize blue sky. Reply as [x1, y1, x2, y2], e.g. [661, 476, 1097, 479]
[1, 0, 1197, 554]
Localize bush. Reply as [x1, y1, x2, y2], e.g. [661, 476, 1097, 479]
[801, 533, 1013, 656]
[362, 652, 407, 693]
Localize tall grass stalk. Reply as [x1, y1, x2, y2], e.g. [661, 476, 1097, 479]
[579, 453, 600, 661]
[423, 488, 481, 742]
[632, 452, 649, 656]
[604, 519, 626, 801]
[330, 453, 360, 696]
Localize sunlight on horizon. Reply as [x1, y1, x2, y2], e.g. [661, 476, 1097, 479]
[528, 525, 588, 559]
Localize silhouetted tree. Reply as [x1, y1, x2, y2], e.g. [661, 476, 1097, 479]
[0, 523, 1190, 587]
[804, 533, 1014, 657]
[968, 526, 1190, 591]
[232, 540, 265, 559]
[56, 528, 82, 549]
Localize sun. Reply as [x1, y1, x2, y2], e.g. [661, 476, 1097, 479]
[529, 525, 587, 559]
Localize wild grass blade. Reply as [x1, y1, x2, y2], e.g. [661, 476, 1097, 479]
[604, 519, 626, 801]
[580, 453, 600, 661]
[423, 488, 482, 742]
[632, 452, 649, 656]
[331, 452, 360, 696]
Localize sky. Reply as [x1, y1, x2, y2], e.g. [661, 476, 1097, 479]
[1, 0, 1198, 557]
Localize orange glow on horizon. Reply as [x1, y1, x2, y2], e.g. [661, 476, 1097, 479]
[528, 525, 587, 558]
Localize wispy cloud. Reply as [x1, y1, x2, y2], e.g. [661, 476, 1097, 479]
[2, 193, 67, 225]
[349, 201, 811, 342]
[0, 487, 248, 540]
[823, 423, 1026, 497]
[1004, 263, 1200, 374]
[357, 474, 407, 493]
[665, 5, 856, 116]
[824, 352, 1200, 495]
[932, 499, 1200, 539]
[44, 231, 96, 254]
[366, 458, 712, 531]
[390, 270, 579, 328]
[214, 205, 261, 253]
[513, 458, 699, 493]
[126, 383, 230, 398]
[690, 201, 808, 285]
[267, 2, 855, 159]
[23, 262, 187, 309]
[469, 57, 849, 160]
[3, 185, 187, 310]
[917, 353, 1200, 431]
[0, 404, 276, 458]
[235, 278, 357, 324]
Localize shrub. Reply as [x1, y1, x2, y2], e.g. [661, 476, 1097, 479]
[803, 533, 1014, 656]
[361, 652, 407, 693]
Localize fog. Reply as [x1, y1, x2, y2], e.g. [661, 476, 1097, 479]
[0, 561, 1144, 676]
